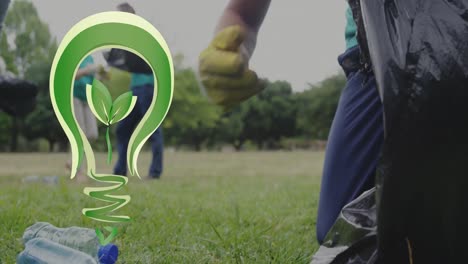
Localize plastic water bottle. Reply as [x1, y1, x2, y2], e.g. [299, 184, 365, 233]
[22, 176, 59, 185]
[17, 238, 98, 264]
[22, 222, 118, 264]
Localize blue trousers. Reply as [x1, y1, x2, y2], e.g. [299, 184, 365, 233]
[316, 47, 384, 243]
[113, 84, 163, 177]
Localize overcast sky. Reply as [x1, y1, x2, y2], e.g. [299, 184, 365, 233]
[32, 0, 348, 91]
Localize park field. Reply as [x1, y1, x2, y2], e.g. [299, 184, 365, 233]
[0, 151, 323, 263]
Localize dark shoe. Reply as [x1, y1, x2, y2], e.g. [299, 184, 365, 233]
[113, 171, 127, 177]
[147, 174, 160, 180]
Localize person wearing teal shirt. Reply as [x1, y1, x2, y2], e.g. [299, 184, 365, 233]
[113, 3, 164, 179]
[69, 55, 100, 181]
[73, 55, 98, 141]
[345, 6, 358, 49]
[198, 0, 383, 249]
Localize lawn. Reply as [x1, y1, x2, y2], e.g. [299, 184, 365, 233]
[0, 151, 323, 263]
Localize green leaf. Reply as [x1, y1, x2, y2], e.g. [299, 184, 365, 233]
[109, 91, 137, 125]
[86, 79, 113, 125]
[95, 226, 118, 246]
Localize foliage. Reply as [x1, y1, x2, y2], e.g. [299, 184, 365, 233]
[212, 109, 244, 150]
[1, 0, 59, 151]
[295, 74, 346, 140]
[23, 93, 64, 152]
[3, 0, 55, 77]
[0, 1, 348, 152]
[163, 66, 221, 150]
[253, 80, 296, 148]
[0, 112, 12, 150]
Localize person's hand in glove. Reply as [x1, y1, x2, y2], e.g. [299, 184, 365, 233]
[199, 25, 264, 111]
[96, 65, 111, 81]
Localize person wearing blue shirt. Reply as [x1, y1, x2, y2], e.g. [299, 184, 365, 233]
[113, 3, 164, 180]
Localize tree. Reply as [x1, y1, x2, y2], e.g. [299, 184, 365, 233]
[237, 95, 270, 149]
[231, 80, 296, 149]
[0, 112, 12, 151]
[3, 0, 54, 77]
[295, 74, 345, 140]
[1, 0, 58, 151]
[0, 31, 17, 75]
[260, 81, 296, 146]
[23, 94, 65, 151]
[163, 61, 221, 151]
[22, 54, 69, 151]
[212, 109, 244, 150]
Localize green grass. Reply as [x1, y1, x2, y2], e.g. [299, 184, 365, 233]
[0, 151, 323, 263]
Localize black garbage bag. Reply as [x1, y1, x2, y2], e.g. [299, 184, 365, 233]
[311, 189, 378, 264]
[0, 75, 38, 117]
[103, 48, 152, 74]
[355, 0, 468, 263]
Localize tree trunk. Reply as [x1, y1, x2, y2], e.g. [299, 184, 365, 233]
[256, 140, 263, 150]
[58, 140, 69, 152]
[194, 142, 202, 152]
[48, 139, 55, 152]
[233, 143, 242, 151]
[233, 140, 244, 151]
[10, 117, 19, 152]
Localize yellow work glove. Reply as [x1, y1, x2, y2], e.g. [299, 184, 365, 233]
[96, 65, 111, 81]
[199, 25, 264, 111]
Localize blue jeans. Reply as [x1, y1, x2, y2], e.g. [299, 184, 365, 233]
[114, 84, 163, 177]
[316, 47, 384, 243]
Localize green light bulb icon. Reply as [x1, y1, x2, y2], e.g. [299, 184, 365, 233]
[49, 12, 174, 245]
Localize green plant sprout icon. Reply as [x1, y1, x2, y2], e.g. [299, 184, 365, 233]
[49, 12, 174, 246]
[86, 80, 137, 164]
[83, 80, 136, 244]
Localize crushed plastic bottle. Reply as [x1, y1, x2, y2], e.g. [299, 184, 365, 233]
[23, 222, 100, 257]
[22, 222, 118, 264]
[17, 238, 98, 264]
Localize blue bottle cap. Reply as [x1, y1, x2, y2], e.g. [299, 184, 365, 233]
[98, 243, 119, 264]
